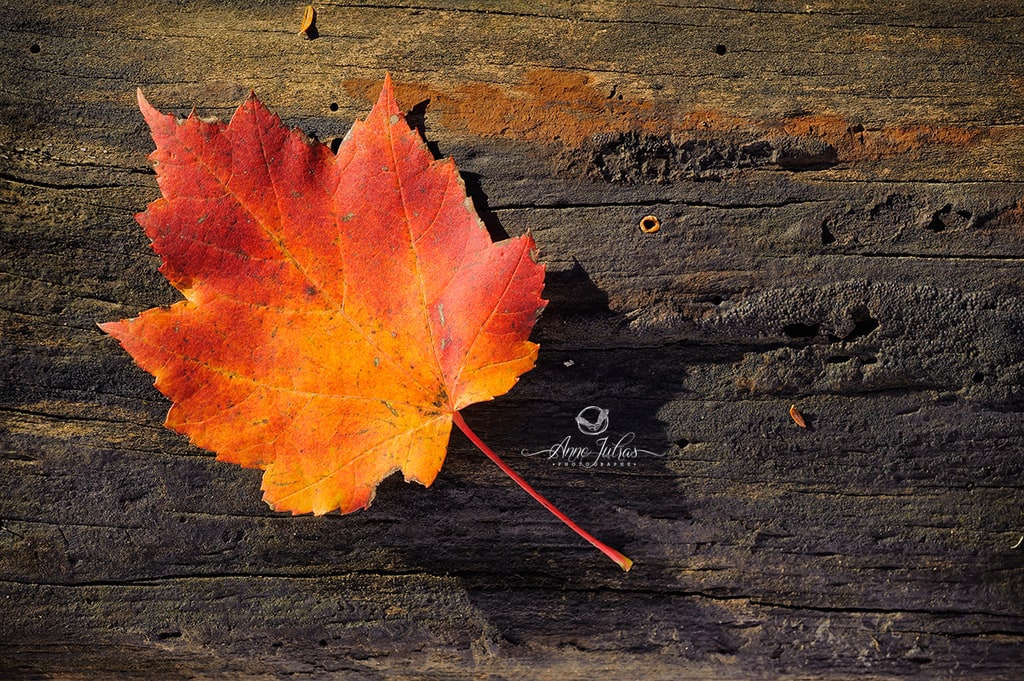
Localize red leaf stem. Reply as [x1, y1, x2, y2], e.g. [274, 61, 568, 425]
[452, 411, 633, 571]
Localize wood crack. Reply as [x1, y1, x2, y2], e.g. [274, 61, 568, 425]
[0, 171, 132, 192]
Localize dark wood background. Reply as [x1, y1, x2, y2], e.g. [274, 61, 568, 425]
[2, 1, 1023, 678]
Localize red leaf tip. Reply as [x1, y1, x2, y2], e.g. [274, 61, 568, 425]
[376, 72, 399, 116]
[136, 88, 160, 125]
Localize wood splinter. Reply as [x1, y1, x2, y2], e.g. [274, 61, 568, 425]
[299, 5, 317, 39]
[789, 404, 807, 428]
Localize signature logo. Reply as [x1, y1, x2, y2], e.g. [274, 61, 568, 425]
[574, 406, 609, 435]
[521, 406, 663, 468]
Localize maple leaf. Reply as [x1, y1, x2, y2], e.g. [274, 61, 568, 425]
[101, 76, 631, 570]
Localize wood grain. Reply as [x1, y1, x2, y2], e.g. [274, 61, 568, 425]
[2, 1, 1023, 678]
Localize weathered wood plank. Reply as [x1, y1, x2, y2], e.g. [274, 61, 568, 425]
[2, 0, 1023, 678]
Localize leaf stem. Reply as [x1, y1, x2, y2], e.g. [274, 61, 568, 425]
[452, 411, 633, 572]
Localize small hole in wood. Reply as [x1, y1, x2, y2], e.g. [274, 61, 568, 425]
[714, 44, 727, 55]
[845, 308, 879, 341]
[926, 204, 952, 232]
[329, 102, 338, 112]
[29, 43, 40, 54]
[639, 215, 661, 233]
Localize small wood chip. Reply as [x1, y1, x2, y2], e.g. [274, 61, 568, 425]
[789, 404, 807, 428]
[299, 6, 316, 37]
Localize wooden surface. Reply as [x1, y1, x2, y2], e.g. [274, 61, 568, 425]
[3, 1, 1024, 678]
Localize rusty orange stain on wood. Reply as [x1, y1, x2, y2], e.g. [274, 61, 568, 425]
[678, 109, 749, 133]
[342, 70, 986, 161]
[989, 199, 1024, 226]
[769, 114, 984, 162]
[343, 70, 663, 146]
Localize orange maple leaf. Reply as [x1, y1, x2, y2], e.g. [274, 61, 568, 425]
[101, 76, 631, 570]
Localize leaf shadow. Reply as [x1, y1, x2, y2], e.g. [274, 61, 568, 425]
[459, 172, 510, 242]
[406, 98, 430, 138]
[542, 259, 611, 317]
